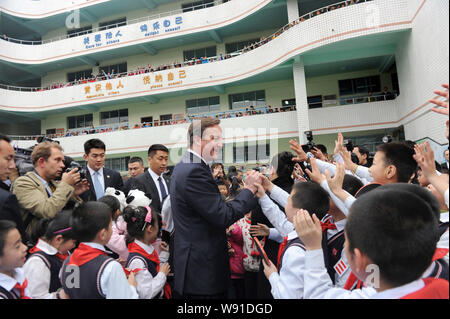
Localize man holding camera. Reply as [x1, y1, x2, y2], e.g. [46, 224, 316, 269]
[12, 141, 89, 239]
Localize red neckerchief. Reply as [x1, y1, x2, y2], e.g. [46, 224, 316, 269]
[401, 278, 449, 299]
[14, 278, 31, 299]
[127, 242, 172, 299]
[432, 248, 449, 262]
[320, 221, 337, 232]
[68, 243, 107, 267]
[29, 239, 69, 261]
[277, 236, 288, 270]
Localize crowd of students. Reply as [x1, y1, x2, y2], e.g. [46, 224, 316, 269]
[0, 83, 448, 300]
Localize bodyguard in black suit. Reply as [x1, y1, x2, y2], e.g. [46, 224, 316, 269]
[0, 134, 26, 239]
[79, 139, 124, 202]
[170, 118, 260, 298]
[130, 145, 170, 212]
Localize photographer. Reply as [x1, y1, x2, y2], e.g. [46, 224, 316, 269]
[11, 141, 89, 239]
[352, 145, 371, 167]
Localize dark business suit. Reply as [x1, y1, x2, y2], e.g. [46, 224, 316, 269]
[0, 186, 26, 240]
[170, 151, 258, 297]
[80, 167, 124, 202]
[130, 170, 170, 212]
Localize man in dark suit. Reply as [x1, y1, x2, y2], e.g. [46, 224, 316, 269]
[80, 138, 124, 202]
[0, 134, 25, 239]
[170, 118, 260, 299]
[122, 156, 145, 196]
[130, 145, 170, 212]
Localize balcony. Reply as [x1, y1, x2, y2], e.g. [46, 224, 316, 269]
[0, 0, 412, 115]
[0, 0, 271, 64]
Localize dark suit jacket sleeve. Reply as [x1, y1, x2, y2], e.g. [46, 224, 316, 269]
[184, 166, 257, 228]
[0, 192, 26, 238]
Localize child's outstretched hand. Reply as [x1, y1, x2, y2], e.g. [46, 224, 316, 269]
[159, 263, 171, 276]
[293, 210, 323, 251]
[262, 258, 277, 279]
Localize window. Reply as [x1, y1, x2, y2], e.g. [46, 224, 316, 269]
[307, 96, 323, 109]
[183, 46, 216, 61]
[100, 109, 128, 125]
[225, 38, 259, 54]
[99, 62, 127, 75]
[141, 116, 153, 123]
[67, 69, 93, 82]
[186, 96, 220, 114]
[229, 90, 265, 109]
[99, 17, 126, 31]
[67, 114, 93, 129]
[338, 75, 381, 96]
[46, 129, 56, 135]
[182, 0, 214, 12]
[160, 114, 173, 123]
[105, 156, 130, 172]
[233, 142, 270, 163]
[67, 25, 92, 38]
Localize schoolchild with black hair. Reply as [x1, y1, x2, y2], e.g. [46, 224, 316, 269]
[254, 178, 330, 299]
[24, 210, 75, 299]
[297, 184, 449, 299]
[123, 205, 171, 299]
[99, 195, 128, 261]
[60, 201, 138, 299]
[0, 220, 30, 299]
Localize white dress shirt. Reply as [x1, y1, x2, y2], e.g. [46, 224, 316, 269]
[128, 240, 167, 299]
[0, 267, 29, 299]
[23, 239, 60, 299]
[161, 194, 174, 233]
[147, 169, 168, 203]
[187, 148, 208, 165]
[87, 165, 105, 191]
[82, 242, 138, 299]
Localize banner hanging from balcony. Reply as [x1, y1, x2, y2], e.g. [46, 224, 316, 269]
[82, 16, 184, 50]
[84, 70, 187, 99]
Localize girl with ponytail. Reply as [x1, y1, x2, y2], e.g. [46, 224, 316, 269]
[123, 205, 171, 299]
[23, 210, 75, 299]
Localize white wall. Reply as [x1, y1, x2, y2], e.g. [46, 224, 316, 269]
[395, 0, 449, 144]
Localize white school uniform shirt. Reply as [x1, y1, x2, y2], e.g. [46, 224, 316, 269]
[257, 192, 306, 299]
[303, 249, 376, 299]
[23, 239, 60, 299]
[268, 230, 307, 299]
[371, 279, 425, 299]
[82, 242, 138, 299]
[258, 194, 294, 237]
[438, 210, 449, 265]
[0, 268, 30, 299]
[128, 239, 167, 299]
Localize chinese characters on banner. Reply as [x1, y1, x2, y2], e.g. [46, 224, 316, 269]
[84, 70, 186, 99]
[140, 16, 183, 37]
[83, 16, 183, 49]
